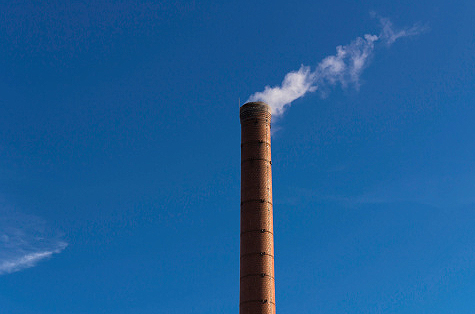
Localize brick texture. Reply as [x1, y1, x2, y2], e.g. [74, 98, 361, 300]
[240, 102, 275, 314]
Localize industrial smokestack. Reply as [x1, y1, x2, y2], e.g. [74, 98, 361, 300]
[240, 102, 275, 314]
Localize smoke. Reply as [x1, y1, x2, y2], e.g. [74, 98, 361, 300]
[0, 206, 68, 275]
[247, 16, 426, 117]
[375, 13, 428, 46]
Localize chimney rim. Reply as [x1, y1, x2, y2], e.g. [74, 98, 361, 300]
[240, 101, 271, 112]
[240, 102, 272, 123]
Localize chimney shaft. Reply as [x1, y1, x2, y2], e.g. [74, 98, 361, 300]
[240, 102, 275, 314]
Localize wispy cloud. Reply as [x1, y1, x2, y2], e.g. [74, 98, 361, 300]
[373, 13, 428, 46]
[354, 173, 475, 208]
[0, 206, 67, 275]
[247, 15, 427, 117]
[280, 171, 475, 209]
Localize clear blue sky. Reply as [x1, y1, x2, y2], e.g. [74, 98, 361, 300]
[1, 1, 475, 313]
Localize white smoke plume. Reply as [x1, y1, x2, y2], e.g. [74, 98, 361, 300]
[0, 206, 68, 275]
[247, 16, 426, 117]
[374, 13, 428, 46]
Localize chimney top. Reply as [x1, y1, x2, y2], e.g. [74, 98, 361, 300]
[240, 102, 271, 123]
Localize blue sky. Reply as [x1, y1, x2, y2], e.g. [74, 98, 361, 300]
[1, 1, 474, 313]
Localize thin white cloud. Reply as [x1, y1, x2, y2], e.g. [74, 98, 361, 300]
[0, 245, 67, 275]
[0, 207, 68, 275]
[247, 16, 427, 117]
[354, 172, 475, 208]
[373, 13, 428, 46]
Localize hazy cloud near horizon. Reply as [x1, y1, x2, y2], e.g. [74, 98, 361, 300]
[247, 16, 427, 117]
[0, 206, 67, 275]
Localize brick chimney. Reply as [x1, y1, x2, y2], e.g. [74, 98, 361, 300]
[240, 102, 275, 314]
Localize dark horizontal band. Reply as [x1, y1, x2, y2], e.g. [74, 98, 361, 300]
[241, 199, 273, 206]
[240, 273, 275, 280]
[241, 229, 273, 236]
[241, 141, 271, 147]
[240, 299, 276, 306]
[240, 252, 274, 259]
[241, 158, 272, 165]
